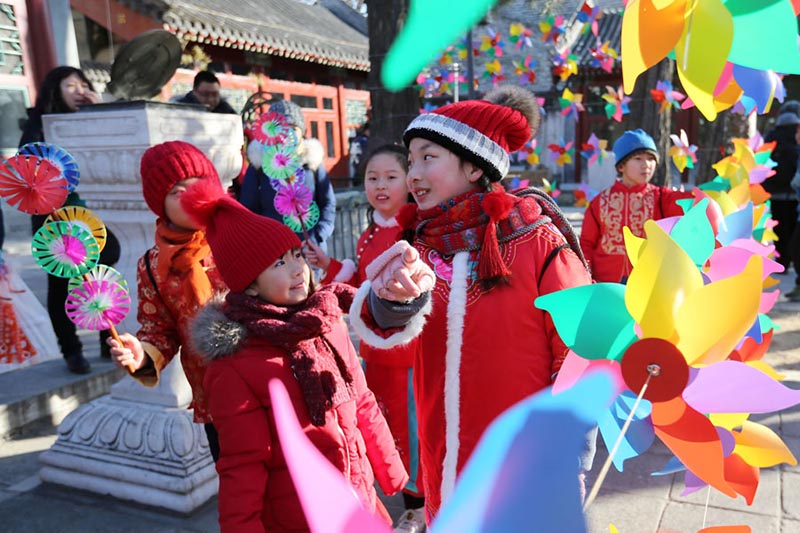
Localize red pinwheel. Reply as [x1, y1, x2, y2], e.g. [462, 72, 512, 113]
[0, 155, 68, 215]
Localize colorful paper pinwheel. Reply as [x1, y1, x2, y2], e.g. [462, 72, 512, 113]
[577, 1, 602, 36]
[516, 139, 540, 166]
[552, 50, 579, 82]
[478, 28, 504, 58]
[548, 141, 573, 167]
[669, 129, 699, 173]
[508, 22, 533, 50]
[31, 221, 100, 279]
[559, 88, 584, 122]
[539, 14, 566, 44]
[650, 80, 686, 114]
[46, 206, 107, 253]
[601, 85, 631, 122]
[589, 41, 618, 73]
[18, 142, 80, 193]
[580, 133, 608, 167]
[65, 278, 131, 332]
[262, 144, 302, 183]
[483, 59, 506, 85]
[274, 180, 320, 241]
[252, 112, 293, 146]
[512, 55, 536, 85]
[0, 155, 68, 215]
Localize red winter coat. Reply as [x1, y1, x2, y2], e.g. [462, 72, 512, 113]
[194, 301, 408, 533]
[350, 198, 593, 517]
[580, 180, 692, 283]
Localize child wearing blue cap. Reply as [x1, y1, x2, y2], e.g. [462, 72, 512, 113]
[580, 129, 692, 283]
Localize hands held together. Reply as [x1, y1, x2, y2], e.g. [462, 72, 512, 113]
[366, 241, 434, 302]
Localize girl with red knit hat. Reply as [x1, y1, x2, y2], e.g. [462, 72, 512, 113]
[348, 86, 594, 521]
[107, 140, 227, 460]
[181, 181, 408, 532]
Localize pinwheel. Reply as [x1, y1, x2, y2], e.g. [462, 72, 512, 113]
[589, 41, 618, 73]
[46, 206, 107, 252]
[252, 112, 293, 146]
[650, 80, 686, 114]
[601, 85, 631, 122]
[18, 142, 80, 193]
[65, 277, 131, 333]
[559, 88, 584, 122]
[577, 0, 602, 36]
[262, 144, 302, 183]
[539, 14, 566, 44]
[512, 55, 536, 85]
[552, 50, 579, 82]
[31, 221, 100, 279]
[621, 0, 800, 120]
[478, 28, 503, 58]
[0, 155, 68, 215]
[548, 141, 573, 167]
[516, 139, 540, 166]
[669, 129, 699, 173]
[508, 22, 533, 50]
[282, 202, 320, 238]
[274, 180, 319, 242]
[483, 59, 506, 85]
[580, 133, 608, 167]
[67, 264, 128, 294]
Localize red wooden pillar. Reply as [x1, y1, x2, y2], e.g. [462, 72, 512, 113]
[24, 0, 57, 90]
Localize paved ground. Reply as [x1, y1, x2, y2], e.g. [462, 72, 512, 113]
[1, 202, 799, 532]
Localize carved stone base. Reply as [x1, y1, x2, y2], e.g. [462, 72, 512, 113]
[39, 395, 217, 513]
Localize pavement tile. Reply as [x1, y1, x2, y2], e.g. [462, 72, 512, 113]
[781, 471, 800, 521]
[585, 492, 665, 532]
[659, 501, 779, 532]
[669, 466, 780, 518]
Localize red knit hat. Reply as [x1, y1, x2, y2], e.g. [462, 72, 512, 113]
[140, 141, 220, 217]
[181, 179, 301, 292]
[403, 86, 539, 182]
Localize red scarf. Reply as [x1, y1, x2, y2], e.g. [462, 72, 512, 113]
[154, 219, 213, 307]
[224, 283, 356, 426]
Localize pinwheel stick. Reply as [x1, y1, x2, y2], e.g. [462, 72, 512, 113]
[50, 210, 135, 375]
[582, 364, 661, 511]
[296, 208, 311, 244]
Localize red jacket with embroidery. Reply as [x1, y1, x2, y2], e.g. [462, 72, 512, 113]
[580, 181, 692, 283]
[134, 247, 226, 423]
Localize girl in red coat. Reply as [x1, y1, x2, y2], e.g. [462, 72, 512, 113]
[183, 181, 408, 533]
[580, 129, 692, 283]
[348, 86, 594, 520]
[304, 145, 426, 532]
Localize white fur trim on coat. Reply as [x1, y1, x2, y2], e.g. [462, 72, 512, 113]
[348, 280, 431, 349]
[332, 259, 357, 283]
[440, 251, 469, 505]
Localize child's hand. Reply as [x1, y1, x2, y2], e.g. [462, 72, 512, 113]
[367, 241, 434, 302]
[302, 240, 330, 270]
[107, 333, 146, 371]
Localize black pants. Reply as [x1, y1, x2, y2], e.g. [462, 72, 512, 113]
[771, 199, 798, 271]
[204, 423, 220, 463]
[33, 214, 121, 358]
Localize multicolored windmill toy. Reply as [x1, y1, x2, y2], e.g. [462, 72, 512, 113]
[0, 154, 68, 215]
[18, 142, 80, 193]
[65, 266, 131, 334]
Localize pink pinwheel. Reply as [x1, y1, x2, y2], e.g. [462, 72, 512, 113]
[478, 28, 504, 58]
[601, 85, 631, 122]
[650, 80, 687, 113]
[577, 1, 602, 36]
[251, 112, 292, 146]
[580, 133, 608, 167]
[31, 221, 100, 279]
[508, 22, 533, 50]
[0, 155, 68, 215]
[65, 278, 131, 332]
[589, 41, 618, 73]
[483, 59, 506, 85]
[552, 50, 578, 82]
[670, 129, 699, 173]
[539, 15, 566, 44]
[274, 181, 313, 218]
[559, 88, 584, 122]
[512, 55, 536, 85]
[548, 141, 573, 167]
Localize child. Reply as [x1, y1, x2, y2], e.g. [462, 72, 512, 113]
[107, 140, 227, 460]
[182, 181, 408, 532]
[580, 128, 692, 283]
[347, 86, 594, 520]
[304, 145, 426, 532]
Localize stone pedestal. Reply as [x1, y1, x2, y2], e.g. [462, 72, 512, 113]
[38, 102, 242, 513]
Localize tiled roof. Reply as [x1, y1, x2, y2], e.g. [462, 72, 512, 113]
[124, 0, 370, 71]
[568, 7, 623, 70]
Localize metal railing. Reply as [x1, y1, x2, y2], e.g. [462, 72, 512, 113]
[329, 190, 371, 261]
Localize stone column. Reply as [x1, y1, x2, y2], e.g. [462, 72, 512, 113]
[37, 102, 243, 513]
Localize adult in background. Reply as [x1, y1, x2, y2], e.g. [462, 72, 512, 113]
[764, 111, 800, 272]
[177, 70, 237, 114]
[19, 65, 121, 374]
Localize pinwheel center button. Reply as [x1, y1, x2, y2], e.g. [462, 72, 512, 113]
[620, 338, 689, 402]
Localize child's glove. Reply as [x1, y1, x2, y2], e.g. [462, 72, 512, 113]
[366, 241, 434, 302]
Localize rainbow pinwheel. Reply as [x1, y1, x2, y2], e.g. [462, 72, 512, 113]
[621, 0, 800, 120]
[512, 55, 536, 85]
[65, 278, 131, 332]
[0, 155, 68, 215]
[589, 41, 618, 73]
[252, 112, 292, 146]
[552, 50, 579, 82]
[274, 180, 320, 240]
[67, 264, 128, 294]
[601, 85, 631, 122]
[669, 129, 699, 173]
[483, 59, 506, 85]
[519, 139, 541, 166]
[262, 144, 302, 183]
[580, 133, 608, 167]
[31, 221, 100, 279]
[539, 14, 566, 44]
[478, 28, 503, 58]
[559, 88, 584, 122]
[508, 22, 533, 50]
[650, 80, 686, 113]
[46, 206, 107, 253]
[18, 142, 80, 193]
[548, 141, 573, 167]
[577, 1, 602, 36]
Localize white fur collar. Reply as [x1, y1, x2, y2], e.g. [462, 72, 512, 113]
[372, 211, 399, 228]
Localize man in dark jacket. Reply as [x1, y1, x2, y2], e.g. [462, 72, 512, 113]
[177, 71, 237, 114]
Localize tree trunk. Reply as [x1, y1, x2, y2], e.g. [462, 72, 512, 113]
[367, 0, 419, 149]
[628, 58, 675, 186]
